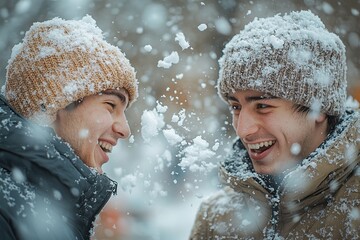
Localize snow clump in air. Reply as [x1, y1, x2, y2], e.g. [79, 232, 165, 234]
[198, 24, 207, 31]
[290, 143, 301, 155]
[351, 8, 360, 16]
[178, 136, 217, 173]
[120, 173, 137, 194]
[172, 109, 186, 126]
[157, 51, 179, 69]
[175, 32, 190, 50]
[163, 128, 183, 146]
[139, 102, 220, 175]
[321, 2, 334, 15]
[144, 45, 152, 52]
[214, 17, 231, 35]
[79, 128, 89, 138]
[140, 101, 167, 142]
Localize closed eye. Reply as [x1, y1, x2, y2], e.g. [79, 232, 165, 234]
[257, 103, 270, 109]
[256, 103, 275, 113]
[106, 102, 116, 109]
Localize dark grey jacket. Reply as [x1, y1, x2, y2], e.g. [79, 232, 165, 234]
[0, 95, 117, 240]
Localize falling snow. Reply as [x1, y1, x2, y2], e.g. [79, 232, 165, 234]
[0, 1, 359, 240]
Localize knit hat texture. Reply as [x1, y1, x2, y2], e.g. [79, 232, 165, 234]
[218, 10, 347, 116]
[5, 15, 138, 125]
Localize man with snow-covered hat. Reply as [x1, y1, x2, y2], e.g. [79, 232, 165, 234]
[190, 10, 359, 239]
[0, 15, 138, 239]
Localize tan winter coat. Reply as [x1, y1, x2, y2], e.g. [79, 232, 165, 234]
[190, 110, 360, 239]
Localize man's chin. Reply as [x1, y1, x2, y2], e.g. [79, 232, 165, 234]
[96, 166, 104, 174]
[253, 166, 275, 175]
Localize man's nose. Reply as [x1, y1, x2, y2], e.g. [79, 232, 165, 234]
[235, 109, 259, 139]
[112, 115, 131, 139]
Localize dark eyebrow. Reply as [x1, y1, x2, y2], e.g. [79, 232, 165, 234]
[228, 96, 239, 103]
[245, 95, 278, 102]
[102, 90, 128, 105]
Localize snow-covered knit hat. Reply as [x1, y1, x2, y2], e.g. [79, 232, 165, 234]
[5, 15, 138, 125]
[218, 10, 347, 116]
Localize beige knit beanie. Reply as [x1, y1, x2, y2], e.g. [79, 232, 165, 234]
[5, 15, 138, 125]
[218, 10, 347, 116]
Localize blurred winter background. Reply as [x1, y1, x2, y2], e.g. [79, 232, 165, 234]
[0, 0, 359, 239]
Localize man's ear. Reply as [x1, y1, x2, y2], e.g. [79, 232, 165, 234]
[315, 113, 327, 123]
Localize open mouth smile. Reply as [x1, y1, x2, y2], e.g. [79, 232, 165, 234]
[98, 140, 113, 153]
[248, 140, 275, 154]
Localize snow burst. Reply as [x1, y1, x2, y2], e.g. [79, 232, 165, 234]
[178, 136, 217, 173]
[163, 128, 183, 145]
[140, 102, 167, 142]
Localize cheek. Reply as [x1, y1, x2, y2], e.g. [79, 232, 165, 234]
[71, 111, 107, 142]
[262, 117, 283, 135]
[89, 114, 114, 132]
[280, 119, 310, 146]
[232, 115, 238, 130]
[55, 111, 82, 143]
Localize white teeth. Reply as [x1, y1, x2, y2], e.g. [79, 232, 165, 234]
[98, 140, 113, 153]
[248, 141, 275, 150]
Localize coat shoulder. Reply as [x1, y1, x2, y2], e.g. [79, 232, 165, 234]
[190, 186, 270, 239]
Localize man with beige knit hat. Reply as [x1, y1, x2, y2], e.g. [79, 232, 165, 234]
[0, 15, 138, 239]
[190, 10, 359, 239]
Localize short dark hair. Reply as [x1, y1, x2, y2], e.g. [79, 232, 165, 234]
[292, 104, 339, 134]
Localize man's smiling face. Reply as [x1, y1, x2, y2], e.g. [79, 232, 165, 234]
[53, 88, 130, 173]
[228, 89, 328, 174]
